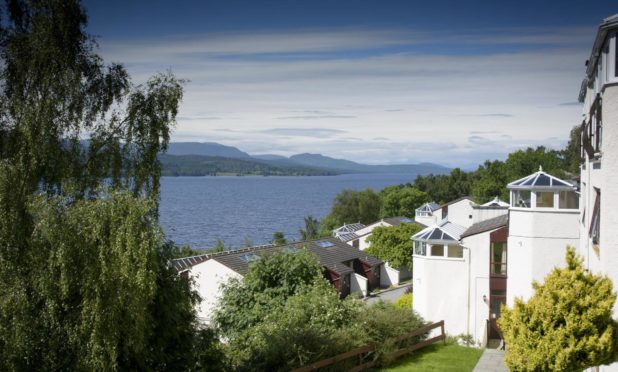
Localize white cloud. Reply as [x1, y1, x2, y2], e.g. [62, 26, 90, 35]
[97, 26, 590, 167]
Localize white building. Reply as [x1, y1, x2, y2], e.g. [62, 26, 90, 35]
[578, 14, 618, 372]
[412, 169, 580, 345]
[337, 216, 418, 251]
[173, 237, 384, 324]
[414, 202, 441, 226]
[578, 13, 618, 312]
[506, 169, 580, 305]
[412, 200, 509, 345]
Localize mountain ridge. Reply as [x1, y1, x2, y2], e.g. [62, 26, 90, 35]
[165, 142, 450, 176]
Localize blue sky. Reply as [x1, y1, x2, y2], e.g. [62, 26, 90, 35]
[84, 0, 617, 168]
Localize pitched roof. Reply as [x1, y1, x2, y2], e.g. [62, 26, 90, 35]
[460, 214, 509, 239]
[333, 223, 365, 234]
[412, 219, 467, 244]
[174, 237, 382, 277]
[481, 197, 509, 207]
[335, 232, 359, 242]
[441, 196, 474, 208]
[507, 168, 574, 191]
[382, 216, 415, 226]
[415, 202, 440, 213]
[173, 254, 211, 271]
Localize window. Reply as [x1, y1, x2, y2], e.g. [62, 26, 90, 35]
[414, 241, 426, 256]
[559, 191, 579, 209]
[491, 242, 507, 276]
[512, 190, 531, 208]
[535, 192, 554, 208]
[430, 245, 444, 257]
[416, 211, 429, 217]
[590, 190, 601, 245]
[447, 245, 464, 258]
[615, 35, 618, 77]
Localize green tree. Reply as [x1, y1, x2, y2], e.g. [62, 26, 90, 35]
[413, 168, 473, 204]
[321, 188, 381, 231]
[271, 231, 287, 245]
[471, 160, 508, 203]
[562, 125, 582, 175]
[213, 248, 324, 339]
[380, 185, 430, 218]
[300, 215, 321, 240]
[225, 280, 362, 371]
[365, 223, 422, 271]
[0, 1, 211, 370]
[504, 146, 566, 182]
[500, 247, 617, 371]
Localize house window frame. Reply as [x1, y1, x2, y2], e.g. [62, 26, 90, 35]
[490, 242, 507, 277]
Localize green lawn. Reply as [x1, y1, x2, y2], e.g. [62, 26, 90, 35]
[376, 343, 483, 372]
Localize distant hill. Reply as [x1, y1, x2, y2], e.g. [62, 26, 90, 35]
[161, 142, 451, 177]
[252, 154, 288, 160]
[160, 154, 339, 176]
[289, 153, 450, 175]
[167, 142, 251, 159]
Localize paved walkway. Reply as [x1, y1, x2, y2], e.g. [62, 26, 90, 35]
[364, 284, 411, 305]
[473, 349, 508, 372]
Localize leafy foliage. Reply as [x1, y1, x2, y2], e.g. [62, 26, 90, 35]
[395, 293, 413, 310]
[213, 248, 325, 339]
[214, 249, 427, 371]
[0, 0, 214, 369]
[366, 223, 422, 270]
[300, 214, 322, 240]
[320, 188, 382, 232]
[271, 231, 287, 245]
[500, 247, 617, 371]
[380, 185, 430, 218]
[414, 145, 577, 204]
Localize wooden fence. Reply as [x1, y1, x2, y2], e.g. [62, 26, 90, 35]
[292, 320, 445, 372]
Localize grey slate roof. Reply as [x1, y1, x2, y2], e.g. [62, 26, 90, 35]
[333, 223, 365, 234]
[460, 214, 509, 239]
[173, 254, 211, 271]
[336, 232, 359, 242]
[383, 216, 416, 226]
[174, 237, 382, 277]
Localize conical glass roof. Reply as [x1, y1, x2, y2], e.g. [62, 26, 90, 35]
[507, 167, 574, 190]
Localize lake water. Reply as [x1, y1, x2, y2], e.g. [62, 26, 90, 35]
[159, 174, 416, 249]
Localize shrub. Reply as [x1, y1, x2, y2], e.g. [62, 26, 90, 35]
[500, 247, 617, 371]
[395, 293, 413, 310]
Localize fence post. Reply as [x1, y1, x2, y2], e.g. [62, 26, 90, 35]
[441, 321, 445, 344]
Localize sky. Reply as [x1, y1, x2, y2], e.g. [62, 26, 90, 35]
[83, 0, 618, 169]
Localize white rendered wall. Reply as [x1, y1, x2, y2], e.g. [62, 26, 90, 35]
[471, 207, 508, 224]
[413, 253, 469, 340]
[599, 85, 618, 320]
[415, 215, 437, 227]
[380, 264, 399, 287]
[351, 273, 368, 297]
[507, 209, 579, 305]
[460, 232, 492, 346]
[445, 199, 475, 228]
[190, 260, 242, 324]
[355, 221, 391, 236]
[358, 233, 372, 251]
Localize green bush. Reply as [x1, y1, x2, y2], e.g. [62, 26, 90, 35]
[395, 293, 413, 310]
[500, 247, 617, 371]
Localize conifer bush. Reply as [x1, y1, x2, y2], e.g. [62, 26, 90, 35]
[499, 247, 617, 371]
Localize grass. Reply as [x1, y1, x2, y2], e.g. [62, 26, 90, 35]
[375, 343, 483, 372]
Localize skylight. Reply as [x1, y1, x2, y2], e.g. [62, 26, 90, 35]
[239, 253, 260, 262]
[317, 240, 335, 248]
